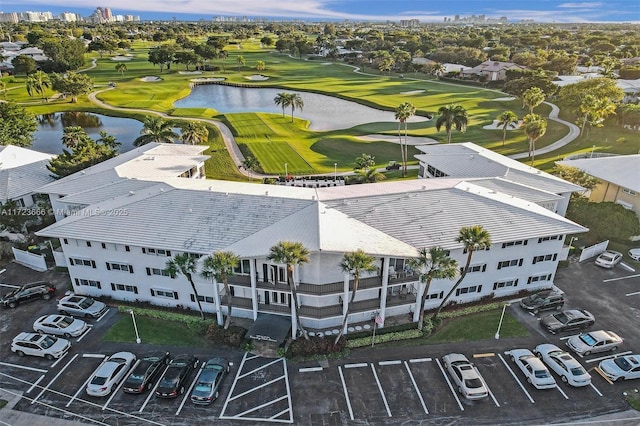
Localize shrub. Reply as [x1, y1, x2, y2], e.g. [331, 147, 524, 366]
[288, 336, 347, 358]
[205, 324, 247, 347]
[346, 329, 423, 348]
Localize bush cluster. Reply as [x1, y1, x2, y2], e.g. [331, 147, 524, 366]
[346, 329, 423, 348]
[288, 336, 347, 358]
[205, 325, 247, 347]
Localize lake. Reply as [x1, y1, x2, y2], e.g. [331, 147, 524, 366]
[174, 84, 430, 131]
[33, 112, 143, 154]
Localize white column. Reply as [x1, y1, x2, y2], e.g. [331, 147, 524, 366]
[291, 298, 298, 340]
[379, 257, 389, 328]
[212, 278, 223, 326]
[342, 272, 349, 334]
[414, 279, 424, 322]
[250, 259, 258, 321]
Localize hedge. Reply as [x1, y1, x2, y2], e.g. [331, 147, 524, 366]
[346, 329, 424, 348]
[437, 301, 509, 319]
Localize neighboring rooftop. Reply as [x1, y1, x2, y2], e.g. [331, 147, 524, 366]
[557, 155, 640, 192]
[0, 145, 54, 201]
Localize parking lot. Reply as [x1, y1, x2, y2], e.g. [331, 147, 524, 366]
[1, 258, 640, 425]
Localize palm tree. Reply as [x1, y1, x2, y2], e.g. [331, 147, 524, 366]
[180, 121, 209, 145]
[201, 251, 240, 330]
[435, 104, 468, 144]
[26, 70, 50, 101]
[218, 50, 228, 73]
[166, 253, 205, 320]
[61, 126, 88, 148]
[236, 55, 245, 71]
[267, 241, 311, 340]
[133, 116, 179, 146]
[522, 113, 547, 164]
[432, 225, 491, 320]
[522, 87, 545, 114]
[395, 102, 416, 177]
[578, 95, 616, 138]
[0, 80, 7, 99]
[289, 93, 304, 122]
[274, 92, 292, 118]
[496, 111, 519, 146]
[255, 60, 266, 71]
[408, 247, 458, 330]
[356, 168, 385, 183]
[115, 62, 127, 77]
[334, 249, 377, 345]
[241, 156, 259, 180]
[96, 131, 120, 150]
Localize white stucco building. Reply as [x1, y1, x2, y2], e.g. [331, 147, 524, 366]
[0, 145, 54, 208]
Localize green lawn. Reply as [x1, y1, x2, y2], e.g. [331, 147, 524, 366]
[102, 314, 211, 347]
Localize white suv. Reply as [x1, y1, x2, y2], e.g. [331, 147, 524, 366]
[11, 332, 71, 360]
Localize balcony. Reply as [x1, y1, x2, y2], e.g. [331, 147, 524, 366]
[229, 275, 386, 296]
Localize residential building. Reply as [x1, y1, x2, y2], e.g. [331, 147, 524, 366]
[0, 145, 54, 208]
[37, 143, 587, 339]
[460, 60, 527, 82]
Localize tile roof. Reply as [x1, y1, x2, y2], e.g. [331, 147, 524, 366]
[557, 155, 640, 192]
[0, 146, 54, 200]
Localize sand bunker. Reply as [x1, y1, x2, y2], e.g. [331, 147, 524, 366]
[111, 56, 131, 61]
[356, 134, 439, 145]
[179, 71, 202, 75]
[494, 97, 516, 101]
[245, 74, 269, 81]
[140, 76, 162, 82]
[400, 90, 425, 95]
[483, 120, 522, 130]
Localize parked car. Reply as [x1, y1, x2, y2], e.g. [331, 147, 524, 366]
[11, 332, 70, 360]
[156, 354, 198, 398]
[533, 344, 591, 387]
[190, 357, 230, 405]
[442, 353, 489, 400]
[628, 248, 640, 262]
[1, 281, 56, 308]
[123, 351, 170, 394]
[566, 330, 623, 356]
[519, 289, 565, 314]
[33, 314, 88, 338]
[385, 160, 400, 170]
[57, 295, 108, 319]
[540, 309, 595, 334]
[509, 349, 556, 389]
[595, 250, 623, 268]
[599, 355, 640, 382]
[86, 351, 137, 397]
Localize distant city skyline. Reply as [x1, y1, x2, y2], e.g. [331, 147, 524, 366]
[2, 0, 639, 23]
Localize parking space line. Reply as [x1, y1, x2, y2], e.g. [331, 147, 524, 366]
[403, 361, 428, 415]
[370, 364, 392, 417]
[299, 366, 323, 372]
[271, 407, 292, 421]
[555, 384, 569, 400]
[478, 372, 500, 407]
[95, 309, 110, 322]
[498, 354, 535, 404]
[245, 353, 261, 361]
[378, 360, 401, 366]
[626, 291, 640, 297]
[590, 382, 604, 396]
[237, 357, 283, 379]
[76, 325, 93, 343]
[594, 367, 614, 385]
[409, 358, 431, 363]
[0, 362, 48, 373]
[0, 283, 20, 288]
[228, 375, 285, 402]
[32, 353, 78, 405]
[67, 358, 107, 407]
[344, 363, 368, 369]
[83, 353, 107, 358]
[604, 273, 640, 283]
[139, 364, 169, 413]
[619, 263, 635, 272]
[338, 366, 354, 421]
[103, 359, 139, 410]
[176, 361, 202, 416]
[233, 395, 289, 418]
[283, 357, 293, 423]
[585, 351, 632, 364]
[27, 374, 46, 394]
[219, 352, 249, 418]
[51, 351, 68, 368]
[435, 358, 464, 411]
[0, 386, 109, 426]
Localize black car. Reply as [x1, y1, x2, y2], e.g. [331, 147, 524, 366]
[1, 282, 56, 308]
[519, 289, 565, 314]
[155, 354, 198, 398]
[123, 351, 170, 394]
[540, 309, 595, 334]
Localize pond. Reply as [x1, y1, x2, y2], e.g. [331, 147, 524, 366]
[33, 112, 143, 154]
[174, 84, 430, 131]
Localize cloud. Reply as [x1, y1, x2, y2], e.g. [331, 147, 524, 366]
[558, 2, 604, 8]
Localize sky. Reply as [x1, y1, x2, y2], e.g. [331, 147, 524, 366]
[3, 0, 639, 23]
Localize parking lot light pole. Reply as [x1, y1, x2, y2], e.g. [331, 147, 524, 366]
[129, 309, 141, 344]
[495, 303, 510, 340]
[334, 163, 337, 181]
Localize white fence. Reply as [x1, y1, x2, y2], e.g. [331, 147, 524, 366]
[578, 240, 609, 263]
[12, 248, 47, 272]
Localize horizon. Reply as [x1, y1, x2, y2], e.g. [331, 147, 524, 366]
[2, 0, 639, 23]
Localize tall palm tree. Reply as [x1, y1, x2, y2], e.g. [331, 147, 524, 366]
[522, 113, 547, 164]
[236, 55, 245, 71]
[395, 102, 416, 177]
[334, 249, 377, 345]
[180, 121, 209, 145]
[166, 253, 205, 320]
[115, 62, 127, 77]
[201, 251, 240, 329]
[522, 87, 545, 114]
[26, 70, 50, 101]
[61, 126, 89, 148]
[133, 116, 179, 146]
[432, 225, 491, 320]
[289, 93, 304, 122]
[496, 110, 519, 146]
[274, 92, 292, 118]
[96, 131, 120, 150]
[435, 104, 468, 144]
[267, 241, 311, 340]
[218, 50, 228, 73]
[0, 80, 7, 99]
[408, 247, 458, 330]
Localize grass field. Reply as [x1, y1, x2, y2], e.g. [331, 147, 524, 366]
[102, 314, 212, 347]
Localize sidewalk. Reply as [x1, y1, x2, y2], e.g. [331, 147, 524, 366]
[0, 388, 86, 426]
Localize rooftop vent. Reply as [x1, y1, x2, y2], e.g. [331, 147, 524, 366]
[128, 191, 135, 196]
[265, 191, 269, 196]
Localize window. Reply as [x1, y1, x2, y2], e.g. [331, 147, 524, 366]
[106, 262, 134, 273]
[146, 267, 172, 277]
[527, 274, 553, 284]
[463, 246, 490, 254]
[86, 241, 92, 247]
[69, 258, 96, 268]
[497, 258, 523, 269]
[502, 240, 528, 248]
[622, 188, 637, 196]
[151, 289, 178, 299]
[455, 285, 482, 296]
[426, 164, 449, 178]
[538, 235, 562, 243]
[493, 279, 518, 290]
[125, 245, 130, 252]
[63, 238, 68, 245]
[190, 294, 215, 303]
[533, 253, 557, 264]
[110, 283, 138, 294]
[428, 291, 444, 299]
[75, 278, 101, 289]
[462, 264, 486, 274]
[101, 243, 106, 249]
[142, 247, 172, 257]
[233, 259, 252, 275]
